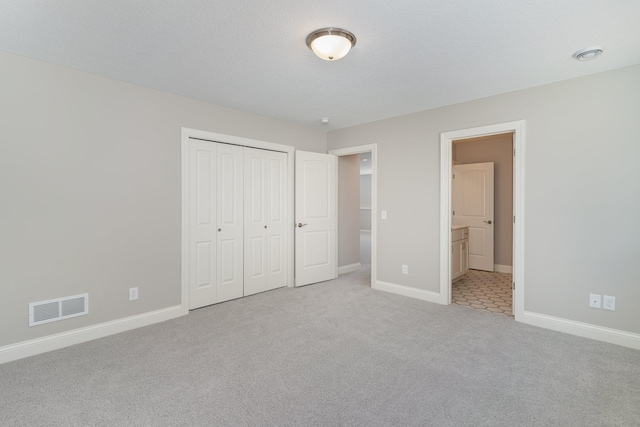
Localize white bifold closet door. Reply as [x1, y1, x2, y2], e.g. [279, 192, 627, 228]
[188, 140, 287, 310]
[243, 148, 287, 296]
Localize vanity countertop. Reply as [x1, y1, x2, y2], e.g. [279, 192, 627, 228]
[451, 225, 469, 231]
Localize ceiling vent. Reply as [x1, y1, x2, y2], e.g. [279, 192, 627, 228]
[572, 46, 604, 61]
[29, 294, 88, 326]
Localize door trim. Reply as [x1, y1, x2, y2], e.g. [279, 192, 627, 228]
[181, 127, 295, 313]
[439, 121, 525, 321]
[328, 144, 378, 287]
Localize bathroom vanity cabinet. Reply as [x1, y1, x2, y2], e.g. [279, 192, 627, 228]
[452, 226, 469, 281]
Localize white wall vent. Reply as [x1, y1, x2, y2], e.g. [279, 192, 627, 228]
[29, 293, 88, 327]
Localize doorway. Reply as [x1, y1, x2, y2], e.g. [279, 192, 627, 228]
[358, 152, 372, 271]
[451, 134, 513, 316]
[440, 121, 525, 321]
[329, 144, 378, 287]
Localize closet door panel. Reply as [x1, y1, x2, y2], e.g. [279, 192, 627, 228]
[216, 144, 244, 302]
[188, 141, 217, 309]
[266, 151, 287, 290]
[243, 148, 268, 296]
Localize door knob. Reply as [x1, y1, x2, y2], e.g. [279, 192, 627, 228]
[483, 220, 492, 225]
[297, 223, 308, 228]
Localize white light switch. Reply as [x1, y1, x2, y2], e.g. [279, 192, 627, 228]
[381, 210, 387, 220]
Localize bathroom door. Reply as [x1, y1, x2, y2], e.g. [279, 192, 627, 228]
[453, 162, 494, 271]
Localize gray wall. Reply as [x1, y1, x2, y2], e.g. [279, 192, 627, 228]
[338, 155, 361, 268]
[454, 133, 513, 267]
[327, 65, 640, 335]
[0, 51, 326, 347]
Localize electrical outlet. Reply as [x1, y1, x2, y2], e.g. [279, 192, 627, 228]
[603, 295, 616, 311]
[589, 293, 601, 309]
[402, 264, 408, 275]
[129, 287, 139, 301]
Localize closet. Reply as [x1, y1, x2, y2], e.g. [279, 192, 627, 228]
[188, 139, 287, 309]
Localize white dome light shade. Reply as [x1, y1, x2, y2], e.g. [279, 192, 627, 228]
[306, 28, 356, 61]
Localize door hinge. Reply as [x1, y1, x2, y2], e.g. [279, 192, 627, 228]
[512, 282, 515, 290]
[452, 174, 455, 179]
[513, 215, 516, 224]
[513, 148, 516, 157]
[453, 210, 455, 216]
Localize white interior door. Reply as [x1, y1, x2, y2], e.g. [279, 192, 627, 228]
[244, 147, 268, 296]
[453, 162, 494, 271]
[295, 151, 337, 286]
[243, 147, 287, 296]
[266, 151, 287, 290]
[216, 143, 244, 302]
[188, 140, 218, 309]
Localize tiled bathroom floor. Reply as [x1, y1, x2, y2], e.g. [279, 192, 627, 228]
[452, 270, 513, 317]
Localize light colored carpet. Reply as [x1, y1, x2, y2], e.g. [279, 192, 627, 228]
[1, 267, 639, 426]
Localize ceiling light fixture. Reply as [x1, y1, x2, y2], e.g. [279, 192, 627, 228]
[306, 27, 356, 61]
[573, 46, 604, 61]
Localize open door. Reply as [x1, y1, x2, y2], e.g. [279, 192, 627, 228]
[295, 151, 337, 286]
[453, 162, 494, 271]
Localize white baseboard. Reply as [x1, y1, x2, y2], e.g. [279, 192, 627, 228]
[338, 263, 362, 275]
[371, 281, 640, 350]
[0, 305, 185, 365]
[522, 311, 640, 350]
[494, 264, 513, 274]
[374, 280, 444, 305]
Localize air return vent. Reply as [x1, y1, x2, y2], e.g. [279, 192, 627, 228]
[29, 294, 88, 327]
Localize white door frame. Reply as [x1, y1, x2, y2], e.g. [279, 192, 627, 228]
[181, 127, 295, 313]
[440, 121, 525, 321]
[328, 144, 378, 287]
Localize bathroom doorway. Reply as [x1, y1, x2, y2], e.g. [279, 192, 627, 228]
[439, 120, 525, 321]
[451, 133, 514, 316]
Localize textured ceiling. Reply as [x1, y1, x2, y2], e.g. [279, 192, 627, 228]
[1, 1, 639, 131]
